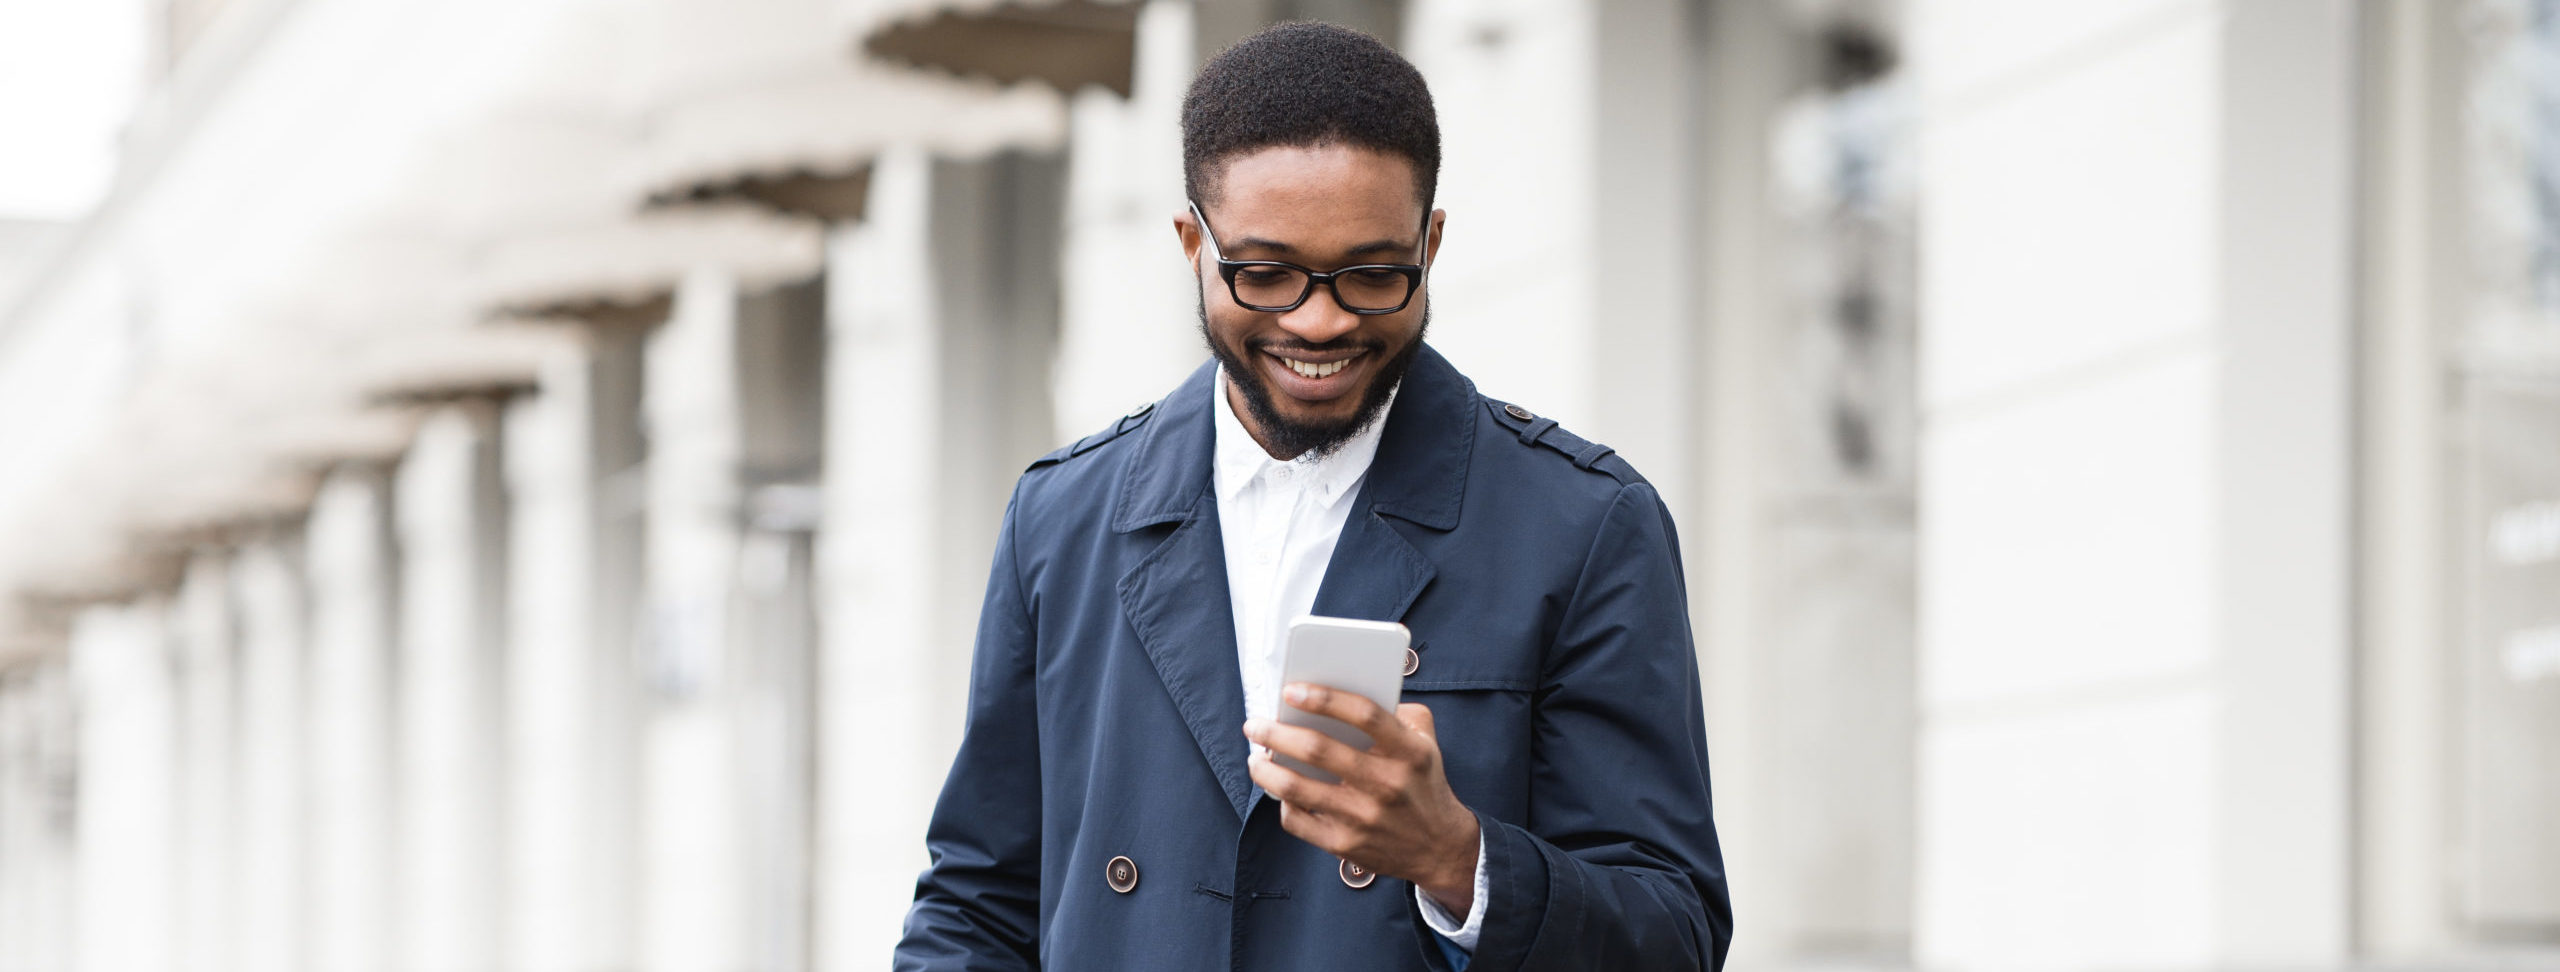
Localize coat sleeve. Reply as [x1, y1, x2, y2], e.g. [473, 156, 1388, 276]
[1461, 481, 1733, 972]
[894, 490, 1044, 971]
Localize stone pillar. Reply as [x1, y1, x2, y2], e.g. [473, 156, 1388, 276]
[232, 530, 310, 972]
[0, 661, 75, 972]
[393, 401, 512, 972]
[70, 600, 179, 972]
[172, 553, 239, 972]
[504, 324, 650, 972]
[305, 465, 401, 972]
[1910, 1, 2356, 967]
[734, 277, 828, 972]
[638, 267, 831, 972]
[2210, 3, 2355, 961]
[636, 267, 753, 972]
[816, 145, 1064, 968]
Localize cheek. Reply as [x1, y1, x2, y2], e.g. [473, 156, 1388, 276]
[1202, 306, 1261, 350]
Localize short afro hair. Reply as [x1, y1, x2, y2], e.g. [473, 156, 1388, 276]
[1181, 22, 1440, 211]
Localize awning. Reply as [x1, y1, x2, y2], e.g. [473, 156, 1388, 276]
[634, 0, 1067, 221]
[851, 0, 1144, 97]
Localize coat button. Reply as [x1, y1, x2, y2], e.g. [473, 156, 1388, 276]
[1106, 855, 1138, 893]
[1339, 858, 1377, 889]
[1401, 647, 1419, 677]
[1504, 403, 1534, 421]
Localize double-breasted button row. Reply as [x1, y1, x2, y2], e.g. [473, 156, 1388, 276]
[1108, 854, 1374, 893]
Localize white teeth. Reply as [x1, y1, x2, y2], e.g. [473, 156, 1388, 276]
[1284, 358, 1348, 379]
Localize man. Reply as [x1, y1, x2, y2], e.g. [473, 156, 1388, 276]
[896, 22, 1729, 971]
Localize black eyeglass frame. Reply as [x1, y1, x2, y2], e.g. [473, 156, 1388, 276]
[1188, 200, 1432, 316]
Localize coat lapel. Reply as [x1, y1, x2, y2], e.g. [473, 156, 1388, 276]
[1312, 345, 1473, 622]
[1112, 362, 1257, 820]
[1116, 500, 1256, 821]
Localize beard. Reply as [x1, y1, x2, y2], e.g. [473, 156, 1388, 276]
[1198, 298, 1429, 461]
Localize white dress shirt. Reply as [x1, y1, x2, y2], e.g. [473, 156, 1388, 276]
[1211, 368, 1489, 952]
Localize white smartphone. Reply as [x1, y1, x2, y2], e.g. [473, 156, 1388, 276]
[1272, 615, 1411, 784]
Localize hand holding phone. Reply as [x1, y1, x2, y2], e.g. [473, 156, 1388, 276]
[1271, 615, 1410, 784]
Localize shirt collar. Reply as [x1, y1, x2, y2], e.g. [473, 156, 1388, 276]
[1212, 365, 1397, 509]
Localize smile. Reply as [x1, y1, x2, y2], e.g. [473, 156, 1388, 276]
[1285, 358, 1349, 379]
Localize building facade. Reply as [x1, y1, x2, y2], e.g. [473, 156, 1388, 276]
[0, 1, 2553, 970]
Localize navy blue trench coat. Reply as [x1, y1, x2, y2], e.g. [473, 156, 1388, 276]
[895, 344, 1731, 971]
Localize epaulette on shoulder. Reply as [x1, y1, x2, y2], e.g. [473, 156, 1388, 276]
[1027, 399, 1160, 471]
[1483, 398, 1647, 487]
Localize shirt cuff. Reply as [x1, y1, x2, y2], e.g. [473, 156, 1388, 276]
[1413, 831, 1490, 952]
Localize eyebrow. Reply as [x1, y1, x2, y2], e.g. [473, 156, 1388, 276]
[1231, 236, 1417, 260]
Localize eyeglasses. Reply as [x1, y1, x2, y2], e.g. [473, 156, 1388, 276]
[1189, 200, 1429, 315]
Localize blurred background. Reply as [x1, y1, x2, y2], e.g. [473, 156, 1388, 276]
[0, 0, 2554, 970]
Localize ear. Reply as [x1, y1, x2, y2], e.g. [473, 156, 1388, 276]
[1174, 208, 1205, 270]
[1424, 208, 1447, 267]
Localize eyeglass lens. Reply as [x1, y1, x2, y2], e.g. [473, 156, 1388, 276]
[1231, 265, 1414, 312]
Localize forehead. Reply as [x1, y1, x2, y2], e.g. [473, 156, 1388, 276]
[1205, 143, 1424, 249]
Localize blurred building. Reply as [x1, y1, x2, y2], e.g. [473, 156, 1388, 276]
[0, 1, 2553, 970]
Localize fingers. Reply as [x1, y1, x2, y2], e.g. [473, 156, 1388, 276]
[1274, 794, 1352, 854]
[1282, 683, 1409, 750]
[1250, 752, 1368, 858]
[1246, 748, 1352, 820]
[1243, 717, 1366, 781]
[1398, 702, 1436, 741]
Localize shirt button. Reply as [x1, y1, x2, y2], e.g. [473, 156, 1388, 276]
[1401, 647, 1420, 677]
[1107, 855, 1139, 893]
[1339, 858, 1377, 889]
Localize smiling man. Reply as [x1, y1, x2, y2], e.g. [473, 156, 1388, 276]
[895, 22, 1730, 972]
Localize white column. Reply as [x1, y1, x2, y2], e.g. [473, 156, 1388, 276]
[2356, 0, 2468, 956]
[734, 278, 828, 972]
[173, 553, 239, 972]
[639, 268, 832, 972]
[233, 533, 310, 972]
[1910, 1, 2356, 968]
[816, 145, 1066, 968]
[818, 153, 941, 969]
[0, 663, 76, 972]
[2210, 1, 2355, 962]
[639, 267, 752, 972]
[505, 335, 642, 972]
[70, 600, 178, 972]
[395, 403, 511, 972]
[306, 466, 400, 972]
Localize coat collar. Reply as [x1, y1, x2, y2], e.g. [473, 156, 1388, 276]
[1111, 342, 1473, 534]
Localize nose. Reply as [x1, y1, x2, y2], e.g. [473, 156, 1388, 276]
[1273, 284, 1362, 345]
